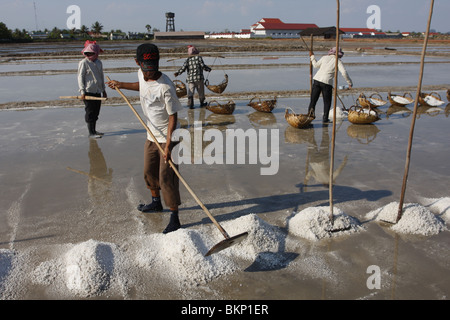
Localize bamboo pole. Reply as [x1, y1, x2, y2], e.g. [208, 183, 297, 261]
[60, 96, 107, 101]
[396, 0, 435, 223]
[329, 0, 340, 222]
[310, 34, 314, 94]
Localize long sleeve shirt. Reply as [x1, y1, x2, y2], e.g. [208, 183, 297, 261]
[310, 54, 353, 87]
[176, 55, 211, 83]
[78, 58, 106, 95]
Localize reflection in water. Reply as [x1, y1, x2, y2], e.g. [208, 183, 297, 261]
[87, 139, 113, 204]
[247, 111, 277, 128]
[302, 125, 348, 190]
[416, 105, 443, 118]
[386, 105, 412, 119]
[347, 124, 380, 144]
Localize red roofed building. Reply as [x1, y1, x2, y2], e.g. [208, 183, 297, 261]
[250, 18, 318, 38]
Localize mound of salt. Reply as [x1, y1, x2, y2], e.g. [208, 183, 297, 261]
[329, 106, 348, 120]
[368, 98, 387, 106]
[365, 202, 447, 236]
[65, 239, 117, 297]
[219, 214, 285, 260]
[418, 197, 450, 224]
[288, 206, 363, 241]
[423, 95, 445, 107]
[134, 228, 236, 286]
[392, 96, 413, 105]
[134, 214, 289, 285]
[0, 249, 16, 299]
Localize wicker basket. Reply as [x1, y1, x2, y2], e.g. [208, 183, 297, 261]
[248, 96, 277, 113]
[419, 92, 445, 107]
[206, 99, 235, 114]
[358, 93, 387, 108]
[173, 80, 187, 98]
[205, 74, 228, 94]
[387, 91, 414, 106]
[285, 108, 315, 128]
[347, 105, 380, 124]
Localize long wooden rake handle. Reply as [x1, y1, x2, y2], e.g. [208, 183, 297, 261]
[107, 76, 231, 239]
[60, 96, 107, 101]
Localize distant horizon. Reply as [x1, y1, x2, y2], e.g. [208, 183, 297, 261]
[1, 0, 448, 35]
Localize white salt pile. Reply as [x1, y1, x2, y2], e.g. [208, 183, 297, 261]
[365, 202, 447, 236]
[419, 197, 450, 223]
[32, 240, 125, 298]
[134, 214, 286, 287]
[368, 98, 387, 106]
[288, 206, 363, 241]
[423, 95, 445, 106]
[392, 96, 413, 105]
[329, 106, 348, 120]
[65, 240, 117, 296]
[0, 249, 26, 300]
[0, 249, 16, 299]
[134, 228, 237, 287]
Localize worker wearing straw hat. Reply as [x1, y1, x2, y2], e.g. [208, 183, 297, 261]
[107, 44, 183, 234]
[174, 45, 211, 108]
[78, 40, 107, 138]
[307, 47, 353, 123]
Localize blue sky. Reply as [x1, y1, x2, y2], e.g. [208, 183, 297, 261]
[1, 0, 448, 33]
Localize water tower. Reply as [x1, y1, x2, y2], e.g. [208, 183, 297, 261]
[166, 12, 175, 32]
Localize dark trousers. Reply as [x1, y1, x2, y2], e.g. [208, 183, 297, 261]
[143, 140, 181, 208]
[84, 93, 102, 124]
[308, 80, 333, 121]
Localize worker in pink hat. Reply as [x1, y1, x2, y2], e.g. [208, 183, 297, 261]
[78, 41, 107, 138]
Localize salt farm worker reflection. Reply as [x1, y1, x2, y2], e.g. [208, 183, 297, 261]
[174, 45, 211, 109]
[88, 139, 113, 205]
[307, 47, 353, 123]
[78, 40, 107, 139]
[106, 44, 183, 234]
[304, 125, 348, 188]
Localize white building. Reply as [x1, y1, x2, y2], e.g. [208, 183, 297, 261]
[250, 18, 318, 39]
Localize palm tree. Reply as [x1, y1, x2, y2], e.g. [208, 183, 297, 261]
[145, 24, 151, 33]
[91, 21, 103, 35]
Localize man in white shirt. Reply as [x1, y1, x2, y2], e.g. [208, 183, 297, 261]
[308, 47, 353, 123]
[107, 44, 183, 234]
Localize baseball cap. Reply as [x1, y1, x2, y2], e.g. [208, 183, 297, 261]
[136, 44, 160, 72]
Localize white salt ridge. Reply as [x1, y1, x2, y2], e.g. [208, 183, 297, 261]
[365, 201, 447, 236]
[418, 197, 450, 223]
[134, 214, 285, 286]
[64, 240, 118, 296]
[134, 228, 237, 287]
[288, 206, 364, 241]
